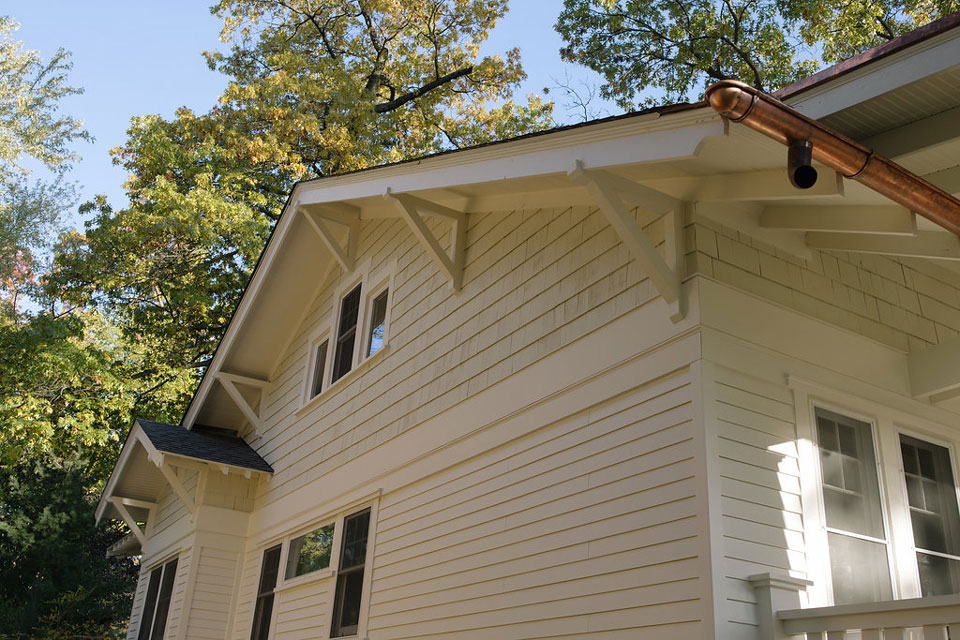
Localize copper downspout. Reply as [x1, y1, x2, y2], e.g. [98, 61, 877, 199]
[705, 79, 960, 237]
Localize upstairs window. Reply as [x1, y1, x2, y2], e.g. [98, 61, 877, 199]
[309, 338, 329, 399]
[138, 556, 178, 640]
[366, 288, 389, 357]
[332, 285, 362, 384]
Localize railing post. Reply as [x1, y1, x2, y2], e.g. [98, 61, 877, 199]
[749, 573, 814, 640]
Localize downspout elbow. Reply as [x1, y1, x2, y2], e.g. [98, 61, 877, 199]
[705, 80, 960, 237]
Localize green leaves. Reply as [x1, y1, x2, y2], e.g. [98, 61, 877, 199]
[0, 17, 88, 284]
[555, 0, 954, 108]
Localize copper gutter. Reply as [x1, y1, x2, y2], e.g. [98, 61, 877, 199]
[705, 79, 960, 237]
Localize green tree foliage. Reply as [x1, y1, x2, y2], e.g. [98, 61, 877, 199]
[0, 16, 88, 281]
[555, 0, 960, 108]
[0, 463, 137, 638]
[49, 0, 553, 398]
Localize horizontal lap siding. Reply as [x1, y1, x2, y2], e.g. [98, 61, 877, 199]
[366, 368, 704, 638]
[187, 546, 241, 639]
[253, 205, 659, 507]
[711, 364, 804, 637]
[273, 581, 333, 640]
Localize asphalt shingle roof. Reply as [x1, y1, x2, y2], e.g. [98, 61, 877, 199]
[137, 419, 273, 473]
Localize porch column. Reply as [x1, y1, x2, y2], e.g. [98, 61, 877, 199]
[750, 572, 814, 640]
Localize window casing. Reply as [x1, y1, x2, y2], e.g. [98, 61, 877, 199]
[303, 265, 394, 407]
[250, 545, 281, 640]
[330, 509, 371, 637]
[257, 500, 377, 638]
[802, 394, 960, 606]
[138, 557, 178, 640]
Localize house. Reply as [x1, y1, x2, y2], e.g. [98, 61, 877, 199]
[97, 12, 960, 640]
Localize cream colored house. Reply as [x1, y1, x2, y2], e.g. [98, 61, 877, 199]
[98, 13, 960, 640]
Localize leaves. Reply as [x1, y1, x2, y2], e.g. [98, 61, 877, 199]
[0, 17, 88, 284]
[48, 0, 553, 409]
[555, 0, 957, 108]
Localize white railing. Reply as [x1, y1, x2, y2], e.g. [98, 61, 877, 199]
[751, 573, 960, 640]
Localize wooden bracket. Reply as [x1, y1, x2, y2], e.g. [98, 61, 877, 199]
[108, 497, 154, 545]
[300, 203, 361, 272]
[216, 372, 264, 435]
[155, 457, 197, 516]
[568, 161, 686, 322]
[385, 190, 466, 291]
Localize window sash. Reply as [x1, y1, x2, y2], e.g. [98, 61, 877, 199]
[251, 545, 281, 640]
[137, 557, 177, 640]
[332, 285, 362, 383]
[330, 509, 371, 638]
[310, 340, 328, 398]
[814, 407, 892, 605]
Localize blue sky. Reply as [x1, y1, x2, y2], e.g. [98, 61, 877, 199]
[4, 1, 617, 222]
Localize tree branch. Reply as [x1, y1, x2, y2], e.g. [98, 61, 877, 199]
[374, 66, 473, 113]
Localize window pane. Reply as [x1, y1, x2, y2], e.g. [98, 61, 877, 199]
[332, 285, 361, 383]
[816, 409, 885, 540]
[331, 509, 371, 638]
[251, 546, 281, 640]
[340, 510, 370, 570]
[150, 558, 178, 640]
[285, 523, 335, 579]
[900, 434, 960, 596]
[827, 532, 893, 604]
[137, 568, 163, 640]
[310, 341, 328, 397]
[917, 552, 960, 596]
[367, 289, 388, 357]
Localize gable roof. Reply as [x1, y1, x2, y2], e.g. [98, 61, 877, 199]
[136, 419, 273, 473]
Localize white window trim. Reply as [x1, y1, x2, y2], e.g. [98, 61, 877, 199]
[255, 495, 380, 640]
[790, 377, 960, 606]
[298, 260, 396, 414]
[302, 327, 333, 405]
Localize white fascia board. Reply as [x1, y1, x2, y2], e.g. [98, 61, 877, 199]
[95, 423, 150, 523]
[182, 108, 720, 429]
[296, 115, 722, 206]
[785, 31, 960, 119]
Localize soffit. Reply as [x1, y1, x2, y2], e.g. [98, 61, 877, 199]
[818, 63, 960, 140]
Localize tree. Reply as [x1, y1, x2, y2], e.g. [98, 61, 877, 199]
[0, 16, 87, 283]
[0, 462, 137, 638]
[555, 0, 960, 108]
[49, 0, 553, 397]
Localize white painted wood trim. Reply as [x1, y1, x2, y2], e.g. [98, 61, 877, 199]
[216, 375, 263, 435]
[806, 230, 960, 260]
[386, 191, 464, 291]
[761, 206, 917, 235]
[568, 160, 682, 315]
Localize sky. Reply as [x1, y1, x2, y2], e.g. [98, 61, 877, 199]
[3, 1, 618, 225]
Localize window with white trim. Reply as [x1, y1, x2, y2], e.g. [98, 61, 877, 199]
[814, 407, 892, 604]
[900, 433, 960, 596]
[807, 401, 960, 605]
[305, 267, 394, 404]
[138, 556, 178, 640]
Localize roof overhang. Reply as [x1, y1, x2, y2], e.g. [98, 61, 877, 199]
[97, 419, 272, 526]
[178, 14, 960, 432]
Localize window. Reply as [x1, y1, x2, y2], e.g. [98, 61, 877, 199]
[250, 545, 281, 640]
[366, 289, 388, 357]
[331, 509, 371, 638]
[815, 407, 892, 604]
[138, 557, 178, 640]
[332, 285, 362, 383]
[285, 522, 335, 580]
[309, 339, 329, 398]
[900, 434, 960, 596]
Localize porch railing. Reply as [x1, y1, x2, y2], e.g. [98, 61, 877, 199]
[750, 573, 960, 640]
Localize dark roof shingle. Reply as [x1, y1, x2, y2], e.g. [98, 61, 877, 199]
[137, 419, 273, 473]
